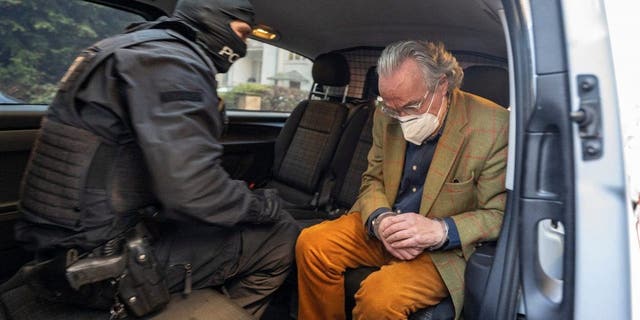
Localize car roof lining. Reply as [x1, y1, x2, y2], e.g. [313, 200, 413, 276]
[89, 0, 507, 61]
[251, 0, 507, 59]
[85, 0, 174, 20]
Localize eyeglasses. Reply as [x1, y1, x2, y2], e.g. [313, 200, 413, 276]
[376, 88, 430, 119]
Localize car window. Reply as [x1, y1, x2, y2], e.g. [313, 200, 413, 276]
[0, 0, 143, 105]
[217, 39, 313, 112]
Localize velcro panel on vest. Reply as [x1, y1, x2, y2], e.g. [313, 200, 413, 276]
[20, 118, 101, 229]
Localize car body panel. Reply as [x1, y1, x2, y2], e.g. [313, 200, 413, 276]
[0, 105, 46, 281]
[0, 92, 22, 104]
[89, 0, 508, 60]
[562, 0, 632, 318]
[251, 0, 507, 59]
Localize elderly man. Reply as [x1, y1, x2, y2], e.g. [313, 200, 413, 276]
[296, 40, 509, 319]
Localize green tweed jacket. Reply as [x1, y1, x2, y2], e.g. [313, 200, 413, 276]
[351, 89, 509, 319]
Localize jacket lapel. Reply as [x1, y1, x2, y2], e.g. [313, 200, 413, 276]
[420, 90, 468, 216]
[383, 121, 405, 204]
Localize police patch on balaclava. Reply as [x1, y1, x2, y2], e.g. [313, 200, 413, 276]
[174, 0, 255, 73]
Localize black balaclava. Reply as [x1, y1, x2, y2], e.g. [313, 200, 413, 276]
[173, 0, 255, 73]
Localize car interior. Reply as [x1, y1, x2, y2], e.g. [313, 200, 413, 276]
[1, 0, 598, 319]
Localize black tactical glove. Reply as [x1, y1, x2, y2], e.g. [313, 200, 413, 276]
[246, 188, 285, 224]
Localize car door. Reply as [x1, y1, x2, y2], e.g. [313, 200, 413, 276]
[463, 0, 633, 319]
[508, 0, 580, 318]
[0, 104, 44, 281]
[557, 0, 633, 318]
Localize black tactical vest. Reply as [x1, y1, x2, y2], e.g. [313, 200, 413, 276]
[17, 26, 210, 252]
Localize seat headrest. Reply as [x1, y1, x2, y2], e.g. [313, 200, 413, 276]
[312, 52, 350, 86]
[461, 65, 509, 107]
[361, 66, 379, 100]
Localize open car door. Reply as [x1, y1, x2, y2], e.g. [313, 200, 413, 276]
[464, 0, 633, 319]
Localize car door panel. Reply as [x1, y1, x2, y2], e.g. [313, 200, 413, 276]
[0, 106, 46, 281]
[513, 1, 576, 319]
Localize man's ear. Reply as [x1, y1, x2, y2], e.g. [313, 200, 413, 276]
[437, 76, 448, 95]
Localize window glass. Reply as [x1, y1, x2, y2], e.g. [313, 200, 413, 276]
[217, 39, 313, 112]
[0, 0, 142, 104]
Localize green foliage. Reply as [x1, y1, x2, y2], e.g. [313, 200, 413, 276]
[0, 0, 142, 103]
[230, 83, 272, 95]
[0, 0, 306, 112]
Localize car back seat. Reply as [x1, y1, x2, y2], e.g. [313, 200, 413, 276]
[322, 66, 378, 216]
[460, 65, 509, 107]
[267, 52, 350, 207]
[326, 105, 374, 214]
[291, 66, 377, 225]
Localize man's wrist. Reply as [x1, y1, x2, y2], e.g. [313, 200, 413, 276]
[372, 211, 395, 239]
[366, 208, 392, 237]
[427, 218, 449, 251]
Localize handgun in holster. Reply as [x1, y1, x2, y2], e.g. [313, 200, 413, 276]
[22, 226, 169, 317]
[112, 228, 170, 317]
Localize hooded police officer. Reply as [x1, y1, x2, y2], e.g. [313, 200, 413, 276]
[15, 0, 299, 317]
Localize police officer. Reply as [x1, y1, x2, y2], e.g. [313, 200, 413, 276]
[15, 0, 299, 317]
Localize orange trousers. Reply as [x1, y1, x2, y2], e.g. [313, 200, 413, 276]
[296, 212, 448, 320]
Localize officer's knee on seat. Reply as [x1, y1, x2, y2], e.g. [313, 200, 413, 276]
[273, 218, 300, 267]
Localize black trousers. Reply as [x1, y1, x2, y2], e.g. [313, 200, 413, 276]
[152, 214, 299, 318]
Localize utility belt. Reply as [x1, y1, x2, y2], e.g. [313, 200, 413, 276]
[22, 224, 169, 318]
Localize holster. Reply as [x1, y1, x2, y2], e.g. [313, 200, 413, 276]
[116, 228, 170, 317]
[23, 226, 169, 317]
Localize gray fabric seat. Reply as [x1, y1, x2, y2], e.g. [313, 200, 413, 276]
[267, 52, 350, 208]
[461, 65, 509, 107]
[289, 66, 377, 225]
[325, 66, 379, 214]
[289, 104, 373, 227]
[326, 105, 374, 214]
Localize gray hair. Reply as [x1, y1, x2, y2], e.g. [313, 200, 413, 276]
[377, 41, 463, 92]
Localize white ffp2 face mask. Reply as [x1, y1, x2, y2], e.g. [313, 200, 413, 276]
[398, 89, 445, 145]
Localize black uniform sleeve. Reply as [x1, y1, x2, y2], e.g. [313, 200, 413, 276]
[113, 40, 280, 226]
